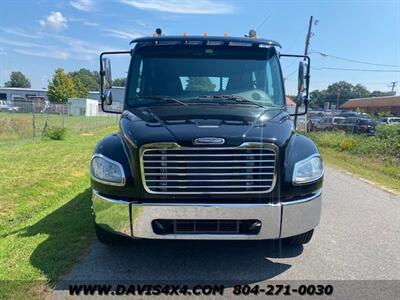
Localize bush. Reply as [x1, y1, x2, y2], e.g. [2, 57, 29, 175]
[375, 125, 400, 158]
[307, 131, 346, 148]
[338, 138, 357, 151]
[43, 126, 67, 140]
[376, 124, 400, 139]
[306, 125, 400, 160]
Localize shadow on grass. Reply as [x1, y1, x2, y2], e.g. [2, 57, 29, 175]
[19, 188, 94, 283]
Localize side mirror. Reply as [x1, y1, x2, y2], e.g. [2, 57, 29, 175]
[280, 53, 310, 121]
[104, 90, 112, 106]
[99, 50, 131, 114]
[294, 61, 307, 106]
[100, 57, 113, 105]
[102, 57, 113, 88]
[298, 61, 305, 93]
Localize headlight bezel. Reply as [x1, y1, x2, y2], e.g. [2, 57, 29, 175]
[90, 154, 126, 186]
[292, 153, 324, 186]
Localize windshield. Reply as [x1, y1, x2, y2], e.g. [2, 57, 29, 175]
[126, 46, 285, 108]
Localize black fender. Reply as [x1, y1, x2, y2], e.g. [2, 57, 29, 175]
[280, 134, 323, 201]
[91, 133, 136, 198]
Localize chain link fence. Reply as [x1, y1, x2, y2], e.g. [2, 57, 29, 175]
[0, 100, 119, 143]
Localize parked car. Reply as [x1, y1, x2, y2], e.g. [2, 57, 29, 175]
[336, 117, 376, 135]
[380, 117, 400, 125]
[314, 116, 346, 131]
[0, 100, 10, 112]
[307, 111, 325, 131]
[336, 111, 370, 119]
[307, 116, 321, 131]
[0, 100, 19, 112]
[47, 103, 68, 115]
[26, 96, 49, 113]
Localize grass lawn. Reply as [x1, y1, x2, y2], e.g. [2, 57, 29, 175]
[0, 126, 117, 299]
[0, 112, 119, 142]
[319, 147, 400, 194]
[0, 119, 398, 299]
[306, 131, 400, 195]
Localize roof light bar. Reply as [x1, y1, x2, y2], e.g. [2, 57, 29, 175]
[130, 35, 281, 48]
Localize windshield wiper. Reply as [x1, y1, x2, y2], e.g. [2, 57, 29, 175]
[196, 95, 264, 107]
[130, 95, 187, 106]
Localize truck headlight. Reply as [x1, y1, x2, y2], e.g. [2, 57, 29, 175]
[90, 154, 126, 186]
[292, 154, 324, 185]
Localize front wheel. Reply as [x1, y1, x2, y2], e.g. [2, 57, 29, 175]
[95, 223, 131, 246]
[286, 229, 314, 245]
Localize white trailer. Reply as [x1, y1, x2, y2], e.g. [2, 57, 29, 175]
[68, 98, 98, 116]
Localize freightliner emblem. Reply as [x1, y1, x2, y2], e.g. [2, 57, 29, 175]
[193, 137, 226, 145]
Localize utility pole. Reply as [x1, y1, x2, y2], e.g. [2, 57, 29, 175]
[294, 16, 314, 131]
[389, 81, 397, 94]
[304, 16, 313, 59]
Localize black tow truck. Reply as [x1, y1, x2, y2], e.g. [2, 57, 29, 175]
[90, 30, 323, 246]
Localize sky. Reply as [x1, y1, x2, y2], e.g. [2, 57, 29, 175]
[0, 0, 399, 95]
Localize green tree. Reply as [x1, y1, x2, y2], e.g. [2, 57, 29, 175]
[352, 84, 370, 98]
[4, 71, 31, 88]
[186, 77, 216, 92]
[48, 68, 77, 103]
[113, 77, 127, 87]
[308, 81, 394, 108]
[309, 89, 327, 107]
[73, 79, 89, 98]
[69, 68, 100, 91]
[325, 81, 354, 106]
[371, 90, 394, 97]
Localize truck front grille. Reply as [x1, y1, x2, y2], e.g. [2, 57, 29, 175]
[140, 142, 277, 194]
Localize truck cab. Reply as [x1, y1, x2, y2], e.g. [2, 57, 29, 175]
[91, 31, 323, 246]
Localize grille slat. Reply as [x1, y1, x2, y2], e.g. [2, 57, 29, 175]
[144, 172, 274, 176]
[144, 159, 275, 163]
[144, 153, 274, 157]
[146, 179, 272, 182]
[147, 185, 273, 189]
[140, 143, 277, 194]
[143, 166, 275, 169]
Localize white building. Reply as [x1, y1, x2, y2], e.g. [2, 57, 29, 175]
[89, 87, 125, 103]
[0, 86, 124, 110]
[68, 98, 99, 116]
[0, 87, 48, 103]
[89, 91, 100, 103]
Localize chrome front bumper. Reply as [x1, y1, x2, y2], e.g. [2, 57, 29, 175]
[92, 190, 322, 240]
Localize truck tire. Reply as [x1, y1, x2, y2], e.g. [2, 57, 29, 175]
[286, 229, 314, 245]
[95, 224, 130, 246]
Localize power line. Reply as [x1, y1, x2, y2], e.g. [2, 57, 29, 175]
[311, 50, 400, 68]
[283, 69, 298, 80]
[311, 66, 400, 72]
[284, 24, 309, 52]
[256, 13, 273, 32]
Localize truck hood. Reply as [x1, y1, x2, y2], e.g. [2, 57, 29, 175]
[120, 105, 294, 148]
